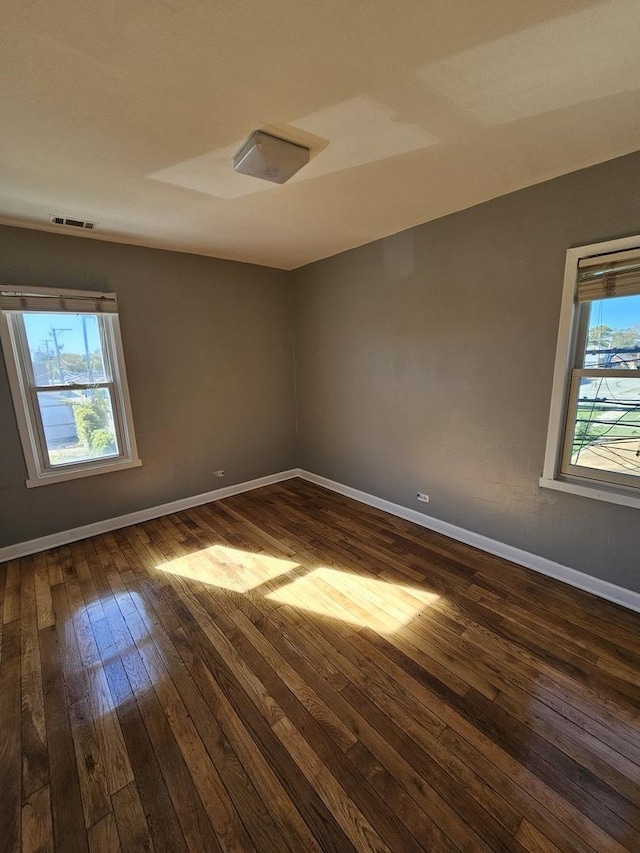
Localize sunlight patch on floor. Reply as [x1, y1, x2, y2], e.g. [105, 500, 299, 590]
[156, 545, 299, 592]
[267, 567, 439, 633]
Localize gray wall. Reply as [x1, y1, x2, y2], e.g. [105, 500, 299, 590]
[0, 226, 296, 545]
[293, 151, 640, 593]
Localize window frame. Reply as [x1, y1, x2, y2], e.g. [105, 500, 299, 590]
[0, 285, 141, 488]
[541, 235, 640, 509]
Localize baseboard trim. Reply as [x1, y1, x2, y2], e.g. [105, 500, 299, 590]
[0, 469, 299, 562]
[297, 469, 640, 614]
[4, 466, 639, 614]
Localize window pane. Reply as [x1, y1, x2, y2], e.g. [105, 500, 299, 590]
[36, 387, 119, 466]
[584, 294, 640, 368]
[23, 313, 108, 385]
[570, 376, 640, 478]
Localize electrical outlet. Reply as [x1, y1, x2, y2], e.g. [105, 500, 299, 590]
[213, 469, 225, 478]
[416, 492, 429, 503]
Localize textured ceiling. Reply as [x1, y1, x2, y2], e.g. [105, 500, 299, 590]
[1, 0, 639, 269]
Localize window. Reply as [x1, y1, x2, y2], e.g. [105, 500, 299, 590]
[542, 237, 640, 508]
[0, 286, 141, 487]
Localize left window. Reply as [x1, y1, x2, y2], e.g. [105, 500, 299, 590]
[0, 286, 141, 487]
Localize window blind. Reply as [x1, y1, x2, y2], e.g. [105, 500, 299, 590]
[0, 291, 117, 313]
[577, 256, 640, 302]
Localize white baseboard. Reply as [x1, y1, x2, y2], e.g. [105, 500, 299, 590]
[297, 470, 640, 615]
[0, 469, 299, 563]
[4, 466, 639, 615]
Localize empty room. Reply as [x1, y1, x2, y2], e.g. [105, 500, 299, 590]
[1, 1, 639, 851]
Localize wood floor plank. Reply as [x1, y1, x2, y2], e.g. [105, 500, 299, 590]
[457, 687, 640, 845]
[1, 619, 22, 853]
[285, 606, 536, 850]
[49, 584, 88, 709]
[216, 597, 358, 753]
[111, 782, 154, 853]
[4, 559, 21, 625]
[494, 687, 640, 803]
[169, 626, 324, 853]
[87, 813, 121, 853]
[0, 563, 5, 663]
[277, 602, 447, 741]
[60, 566, 133, 797]
[20, 555, 49, 799]
[52, 566, 133, 793]
[46, 550, 64, 589]
[346, 740, 458, 852]
[230, 599, 515, 851]
[162, 576, 285, 728]
[134, 690, 224, 853]
[118, 651, 223, 852]
[112, 597, 267, 853]
[100, 655, 188, 853]
[440, 725, 597, 851]
[342, 682, 515, 852]
[514, 818, 564, 853]
[255, 616, 496, 850]
[171, 620, 358, 853]
[33, 552, 54, 631]
[39, 624, 88, 853]
[21, 785, 53, 853]
[392, 586, 640, 766]
[68, 697, 111, 830]
[263, 545, 629, 848]
[273, 715, 390, 852]
[273, 717, 389, 853]
[83, 568, 222, 853]
[204, 599, 432, 852]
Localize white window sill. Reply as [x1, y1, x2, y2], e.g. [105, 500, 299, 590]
[26, 457, 142, 488]
[540, 476, 640, 509]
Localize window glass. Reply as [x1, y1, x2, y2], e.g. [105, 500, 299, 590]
[569, 292, 640, 479]
[584, 294, 640, 369]
[23, 312, 108, 385]
[569, 376, 640, 478]
[35, 387, 120, 467]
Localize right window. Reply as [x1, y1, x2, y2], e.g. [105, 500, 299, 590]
[542, 238, 640, 507]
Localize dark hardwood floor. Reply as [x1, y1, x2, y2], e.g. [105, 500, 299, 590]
[1, 478, 639, 852]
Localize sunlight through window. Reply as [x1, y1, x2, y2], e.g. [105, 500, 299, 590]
[266, 567, 439, 633]
[156, 545, 299, 592]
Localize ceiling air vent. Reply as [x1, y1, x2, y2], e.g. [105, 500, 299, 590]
[49, 214, 98, 230]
